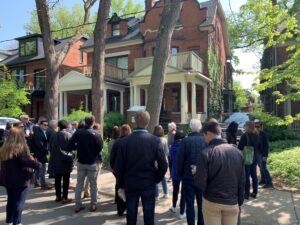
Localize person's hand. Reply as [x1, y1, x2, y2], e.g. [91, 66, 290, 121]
[262, 157, 267, 161]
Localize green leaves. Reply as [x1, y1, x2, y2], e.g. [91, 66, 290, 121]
[0, 66, 30, 117]
[233, 81, 248, 111]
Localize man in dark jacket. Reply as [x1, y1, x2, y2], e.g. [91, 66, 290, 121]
[176, 119, 207, 225]
[114, 111, 168, 225]
[194, 122, 245, 225]
[255, 121, 273, 188]
[32, 117, 52, 190]
[68, 115, 103, 213]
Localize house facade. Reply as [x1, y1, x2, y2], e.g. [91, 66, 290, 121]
[2, 0, 233, 124]
[60, 0, 234, 124]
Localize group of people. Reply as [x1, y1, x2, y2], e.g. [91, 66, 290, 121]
[0, 111, 273, 225]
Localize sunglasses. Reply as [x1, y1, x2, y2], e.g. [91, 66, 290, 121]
[43, 124, 49, 127]
[255, 126, 261, 128]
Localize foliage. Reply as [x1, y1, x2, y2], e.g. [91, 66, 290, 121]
[0, 66, 30, 117]
[229, 0, 300, 125]
[269, 140, 300, 152]
[104, 112, 126, 138]
[25, 3, 94, 38]
[233, 81, 248, 111]
[268, 141, 300, 187]
[110, 0, 143, 17]
[207, 44, 223, 118]
[63, 105, 90, 122]
[101, 141, 109, 169]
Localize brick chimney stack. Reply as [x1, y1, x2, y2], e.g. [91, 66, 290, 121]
[145, 0, 154, 12]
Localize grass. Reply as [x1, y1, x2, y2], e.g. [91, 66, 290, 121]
[268, 141, 300, 188]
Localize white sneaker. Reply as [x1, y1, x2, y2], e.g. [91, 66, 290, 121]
[169, 206, 176, 213]
[179, 213, 186, 219]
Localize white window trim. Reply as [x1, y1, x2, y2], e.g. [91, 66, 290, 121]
[105, 51, 130, 58]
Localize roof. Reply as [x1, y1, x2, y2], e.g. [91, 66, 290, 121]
[0, 49, 16, 56]
[199, 0, 218, 28]
[81, 17, 143, 50]
[1, 35, 87, 66]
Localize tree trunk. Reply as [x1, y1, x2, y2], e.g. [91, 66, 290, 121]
[146, 0, 183, 132]
[91, 0, 111, 133]
[35, 0, 96, 120]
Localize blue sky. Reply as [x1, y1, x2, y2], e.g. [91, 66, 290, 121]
[0, 0, 257, 89]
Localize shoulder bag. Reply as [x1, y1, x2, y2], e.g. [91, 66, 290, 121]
[243, 134, 254, 165]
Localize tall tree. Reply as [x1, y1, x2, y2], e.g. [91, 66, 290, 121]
[110, 0, 143, 16]
[91, 0, 111, 132]
[35, 0, 96, 120]
[146, 0, 183, 132]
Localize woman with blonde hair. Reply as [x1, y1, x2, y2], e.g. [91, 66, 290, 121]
[0, 128, 41, 225]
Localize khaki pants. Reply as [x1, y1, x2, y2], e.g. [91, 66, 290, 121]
[202, 198, 239, 225]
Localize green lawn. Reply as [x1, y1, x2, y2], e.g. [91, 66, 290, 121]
[268, 141, 300, 188]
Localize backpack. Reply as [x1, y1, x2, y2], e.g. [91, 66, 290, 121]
[243, 134, 254, 165]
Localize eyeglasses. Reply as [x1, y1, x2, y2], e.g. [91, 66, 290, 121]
[43, 124, 49, 127]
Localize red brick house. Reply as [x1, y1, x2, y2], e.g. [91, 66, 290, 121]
[60, 0, 234, 124]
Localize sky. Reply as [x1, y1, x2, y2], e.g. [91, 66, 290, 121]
[0, 0, 258, 90]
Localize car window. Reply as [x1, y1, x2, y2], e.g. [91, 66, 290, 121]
[0, 119, 7, 126]
[224, 113, 250, 124]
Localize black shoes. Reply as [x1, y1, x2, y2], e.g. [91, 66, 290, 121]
[244, 194, 249, 200]
[250, 193, 257, 198]
[262, 183, 274, 189]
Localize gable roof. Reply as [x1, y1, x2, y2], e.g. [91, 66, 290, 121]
[81, 17, 143, 50]
[2, 35, 88, 66]
[199, 0, 218, 28]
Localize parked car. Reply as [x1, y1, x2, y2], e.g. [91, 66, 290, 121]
[220, 112, 253, 141]
[0, 117, 20, 130]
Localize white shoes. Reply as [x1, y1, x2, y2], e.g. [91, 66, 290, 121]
[179, 213, 186, 219]
[169, 206, 176, 213]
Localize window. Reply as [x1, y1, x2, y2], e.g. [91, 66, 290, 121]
[79, 49, 83, 64]
[171, 47, 179, 67]
[34, 69, 45, 90]
[171, 47, 179, 55]
[105, 56, 128, 69]
[172, 88, 180, 112]
[107, 90, 120, 112]
[112, 24, 120, 36]
[152, 47, 156, 56]
[19, 39, 37, 57]
[11, 67, 25, 83]
[175, 14, 182, 27]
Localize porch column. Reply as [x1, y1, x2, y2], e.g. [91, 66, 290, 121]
[204, 85, 208, 114]
[63, 92, 68, 116]
[191, 82, 197, 119]
[134, 85, 140, 106]
[104, 88, 107, 113]
[130, 86, 134, 107]
[145, 87, 148, 106]
[59, 91, 63, 119]
[85, 94, 89, 112]
[120, 90, 124, 114]
[181, 81, 188, 124]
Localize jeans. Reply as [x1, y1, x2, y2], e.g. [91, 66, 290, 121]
[155, 176, 168, 196]
[126, 185, 156, 225]
[75, 162, 99, 207]
[245, 155, 259, 195]
[55, 173, 70, 199]
[258, 155, 272, 185]
[6, 187, 28, 225]
[172, 180, 185, 214]
[34, 163, 46, 186]
[183, 181, 204, 225]
[202, 198, 239, 225]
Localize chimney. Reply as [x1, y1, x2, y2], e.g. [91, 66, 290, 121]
[145, 0, 154, 12]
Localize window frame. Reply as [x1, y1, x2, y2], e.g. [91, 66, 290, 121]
[112, 23, 120, 36]
[171, 88, 181, 112]
[19, 38, 37, 57]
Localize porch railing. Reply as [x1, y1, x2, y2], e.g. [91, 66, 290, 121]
[61, 64, 128, 81]
[134, 51, 204, 73]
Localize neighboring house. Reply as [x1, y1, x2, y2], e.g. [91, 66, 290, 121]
[1, 33, 89, 120]
[0, 49, 16, 62]
[60, 0, 234, 124]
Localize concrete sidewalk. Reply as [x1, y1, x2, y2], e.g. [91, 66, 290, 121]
[0, 169, 299, 225]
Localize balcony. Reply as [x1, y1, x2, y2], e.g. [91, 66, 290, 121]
[134, 51, 204, 73]
[61, 64, 128, 81]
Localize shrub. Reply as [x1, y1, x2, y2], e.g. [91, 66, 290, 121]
[104, 112, 126, 138]
[270, 140, 300, 152]
[63, 107, 90, 123]
[263, 124, 300, 142]
[101, 141, 109, 169]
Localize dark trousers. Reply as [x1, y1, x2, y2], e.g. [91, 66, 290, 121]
[245, 155, 259, 195]
[115, 183, 126, 216]
[183, 181, 204, 225]
[55, 173, 70, 199]
[258, 156, 272, 185]
[6, 187, 28, 225]
[126, 185, 156, 225]
[172, 180, 185, 214]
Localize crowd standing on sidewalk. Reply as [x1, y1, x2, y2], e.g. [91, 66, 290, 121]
[0, 112, 274, 225]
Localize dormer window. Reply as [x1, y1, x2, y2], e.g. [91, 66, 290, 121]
[19, 38, 37, 57]
[112, 23, 120, 36]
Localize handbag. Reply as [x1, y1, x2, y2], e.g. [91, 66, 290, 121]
[243, 134, 254, 165]
[56, 133, 73, 163]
